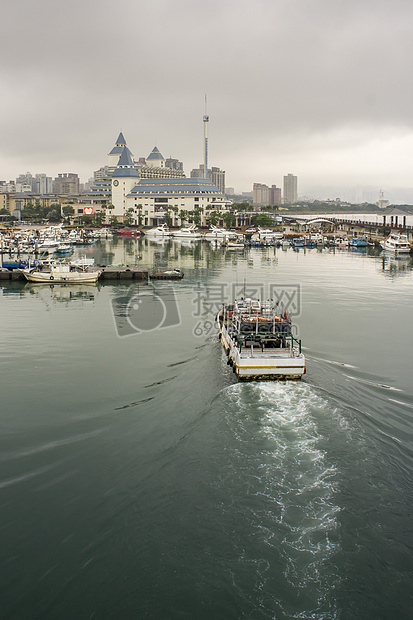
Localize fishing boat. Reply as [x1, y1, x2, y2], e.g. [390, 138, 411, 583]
[22, 263, 101, 284]
[381, 233, 411, 254]
[332, 236, 349, 248]
[349, 237, 368, 248]
[117, 229, 141, 237]
[217, 298, 306, 381]
[55, 244, 74, 256]
[226, 239, 245, 249]
[290, 237, 305, 249]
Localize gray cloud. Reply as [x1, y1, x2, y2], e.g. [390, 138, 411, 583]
[1, 0, 413, 201]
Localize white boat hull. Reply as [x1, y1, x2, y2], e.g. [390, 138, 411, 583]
[381, 234, 411, 253]
[219, 323, 305, 381]
[23, 269, 100, 284]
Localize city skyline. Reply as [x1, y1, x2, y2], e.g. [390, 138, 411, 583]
[2, 0, 413, 203]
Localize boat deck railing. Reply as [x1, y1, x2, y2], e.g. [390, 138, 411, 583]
[234, 333, 302, 356]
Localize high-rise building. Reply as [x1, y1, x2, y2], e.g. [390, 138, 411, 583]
[35, 173, 53, 194]
[210, 167, 225, 194]
[165, 157, 184, 172]
[190, 164, 225, 194]
[269, 185, 281, 205]
[283, 173, 297, 204]
[253, 183, 269, 206]
[16, 172, 36, 192]
[190, 164, 206, 179]
[53, 173, 80, 195]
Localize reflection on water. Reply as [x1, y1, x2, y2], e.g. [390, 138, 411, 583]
[378, 252, 413, 277]
[24, 283, 98, 305]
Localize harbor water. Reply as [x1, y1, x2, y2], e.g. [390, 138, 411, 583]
[1, 238, 412, 619]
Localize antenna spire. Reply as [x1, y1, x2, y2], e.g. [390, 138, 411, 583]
[203, 95, 209, 180]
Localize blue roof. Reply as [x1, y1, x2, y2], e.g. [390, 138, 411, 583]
[129, 177, 221, 194]
[146, 146, 164, 160]
[109, 133, 130, 156]
[108, 145, 124, 155]
[112, 168, 140, 178]
[117, 146, 134, 167]
[116, 132, 126, 146]
[112, 148, 139, 178]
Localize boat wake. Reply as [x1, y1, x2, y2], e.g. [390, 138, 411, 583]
[218, 381, 341, 618]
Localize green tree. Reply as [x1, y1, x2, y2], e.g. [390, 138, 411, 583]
[251, 214, 274, 228]
[136, 204, 143, 226]
[94, 212, 105, 226]
[209, 211, 221, 226]
[81, 214, 93, 226]
[46, 209, 62, 222]
[123, 207, 135, 227]
[109, 215, 118, 227]
[192, 206, 203, 227]
[222, 211, 235, 229]
[62, 205, 75, 221]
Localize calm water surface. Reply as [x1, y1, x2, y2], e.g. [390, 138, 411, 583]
[1, 239, 412, 619]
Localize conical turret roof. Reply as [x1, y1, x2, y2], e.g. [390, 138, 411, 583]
[109, 132, 132, 158]
[112, 146, 140, 178]
[146, 146, 164, 161]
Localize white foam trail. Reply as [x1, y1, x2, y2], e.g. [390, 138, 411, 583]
[223, 382, 341, 616]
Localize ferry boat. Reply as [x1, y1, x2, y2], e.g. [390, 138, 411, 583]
[381, 233, 411, 254]
[217, 298, 306, 381]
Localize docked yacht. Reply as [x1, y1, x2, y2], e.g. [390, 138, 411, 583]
[203, 226, 228, 240]
[217, 298, 306, 381]
[144, 225, 172, 238]
[172, 226, 202, 240]
[381, 233, 411, 254]
[257, 228, 283, 241]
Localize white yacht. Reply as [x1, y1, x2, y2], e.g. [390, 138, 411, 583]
[203, 226, 228, 240]
[172, 226, 202, 240]
[144, 225, 172, 238]
[381, 233, 411, 254]
[257, 228, 283, 241]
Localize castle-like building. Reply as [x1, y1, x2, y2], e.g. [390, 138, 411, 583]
[105, 133, 230, 226]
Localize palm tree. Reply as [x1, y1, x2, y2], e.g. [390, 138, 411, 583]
[136, 204, 143, 226]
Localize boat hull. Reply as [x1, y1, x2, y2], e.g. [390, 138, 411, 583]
[219, 323, 306, 381]
[22, 270, 100, 284]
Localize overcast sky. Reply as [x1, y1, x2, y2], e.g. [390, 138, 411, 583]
[2, 0, 413, 202]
